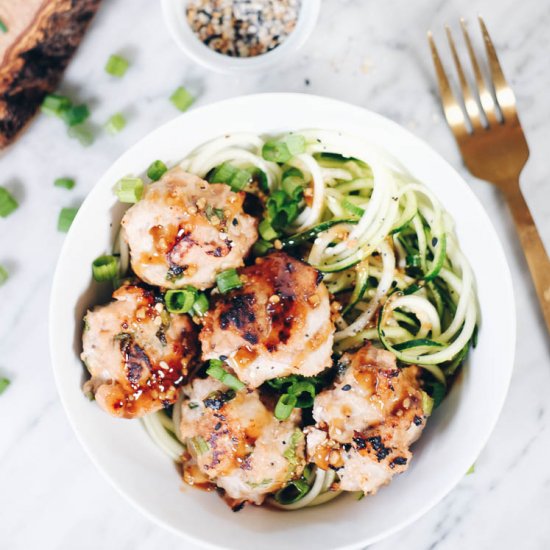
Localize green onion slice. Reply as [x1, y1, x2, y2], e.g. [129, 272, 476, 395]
[170, 86, 194, 112]
[0, 265, 8, 286]
[41, 94, 71, 117]
[57, 207, 79, 232]
[274, 393, 297, 420]
[274, 478, 310, 504]
[61, 104, 90, 127]
[54, 178, 75, 190]
[147, 160, 168, 181]
[206, 360, 245, 391]
[262, 135, 306, 163]
[114, 177, 144, 203]
[288, 381, 316, 408]
[0, 19, 8, 33]
[0, 187, 18, 218]
[216, 268, 242, 294]
[0, 377, 10, 395]
[208, 162, 252, 192]
[68, 125, 94, 146]
[259, 219, 279, 241]
[105, 54, 129, 77]
[192, 293, 209, 316]
[165, 288, 197, 313]
[104, 113, 126, 135]
[92, 255, 119, 282]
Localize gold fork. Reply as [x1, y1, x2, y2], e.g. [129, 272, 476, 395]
[428, 16, 550, 335]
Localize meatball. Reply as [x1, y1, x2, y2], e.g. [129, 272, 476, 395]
[121, 168, 258, 289]
[179, 377, 305, 506]
[199, 252, 335, 388]
[81, 282, 197, 418]
[305, 345, 428, 495]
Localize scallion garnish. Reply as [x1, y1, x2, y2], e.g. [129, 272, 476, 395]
[92, 255, 119, 282]
[147, 160, 168, 181]
[189, 436, 209, 455]
[192, 292, 209, 316]
[61, 104, 90, 127]
[105, 54, 129, 77]
[216, 268, 242, 294]
[57, 207, 79, 232]
[41, 94, 71, 117]
[252, 239, 273, 256]
[206, 359, 245, 391]
[287, 380, 316, 408]
[0, 265, 8, 286]
[262, 134, 306, 163]
[282, 168, 305, 197]
[68, 125, 94, 146]
[208, 162, 252, 192]
[54, 178, 75, 190]
[0, 187, 18, 218]
[274, 393, 297, 420]
[274, 478, 310, 505]
[259, 219, 279, 241]
[104, 113, 126, 135]
[0, 377, 10, 395]
[165, 287, 197, 313]
[114, 177, 144, 203]
[0, 19, 8, 33]
[170, 86, 194, 112]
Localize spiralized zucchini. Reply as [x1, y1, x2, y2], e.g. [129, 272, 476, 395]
[141, 129, 479, 510]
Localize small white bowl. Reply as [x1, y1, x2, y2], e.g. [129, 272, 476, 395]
[161, 0, 320, 74]
[50, 94, 515, 550]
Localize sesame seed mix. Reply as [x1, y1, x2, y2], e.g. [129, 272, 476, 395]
[186, 0, 301, 58]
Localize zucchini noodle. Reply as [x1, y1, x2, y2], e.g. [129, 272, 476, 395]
[141, 129, 479, 511]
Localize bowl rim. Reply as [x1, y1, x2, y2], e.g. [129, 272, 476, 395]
[49, 92, 516, 550]
[161, 0, 321, 74]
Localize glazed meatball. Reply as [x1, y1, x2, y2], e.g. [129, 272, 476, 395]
[305, 345, 428, 495]
[81, 282, 197, 418]
[121, 168, 258, 289]
[199, 252, 335, 388]
[179, 377, 305, 506]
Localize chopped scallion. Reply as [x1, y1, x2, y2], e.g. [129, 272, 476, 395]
[170, 86, 194, 112]
[92, 255, 119, 282]
[105, 54, 129, 77]
[104, 113, 126, 135]
[274, 393, 297, 420]
[288, 381, 316, 408]
[41, 94, 71, 117]
[0, 377, 10, 395]
[0, 265, 8, 286]
[54, 178, 75, 190]
[0, 187, 18, 218]
[262, 134, 306, 163]
[57, 207, 79, 232]
[114, 177, 144, 203]
[147, 160, 168, 181]
[206, 360, 245, 391]
[165, 288, 197, 313]
[0, 19, 7, 33]
[259, 219, 279, 241]
[192, 293, 209, 316]
[208, 162, 251, 192]
[216, 268, 242, 294]
[252, 239, 273, 256]
[68, 125, 94, 146]
[61, 104, 90, 127]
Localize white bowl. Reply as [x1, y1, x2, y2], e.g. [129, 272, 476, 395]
[161, 0, 320, 74]
[49, 93, 515, 550]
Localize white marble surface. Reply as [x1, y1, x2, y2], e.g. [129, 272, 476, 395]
[1, 0, 549, 548]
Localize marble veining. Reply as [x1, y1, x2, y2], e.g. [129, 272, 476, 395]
[0, 0, 549, 549]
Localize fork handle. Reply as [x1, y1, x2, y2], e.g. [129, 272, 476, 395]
[503, 181, 550, 334]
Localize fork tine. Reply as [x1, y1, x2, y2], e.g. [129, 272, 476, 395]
[445, 25, 483, 130]
[478, 16, 518, 122]
[427, 31, 469, 136]
[460, 18, 499, 126]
